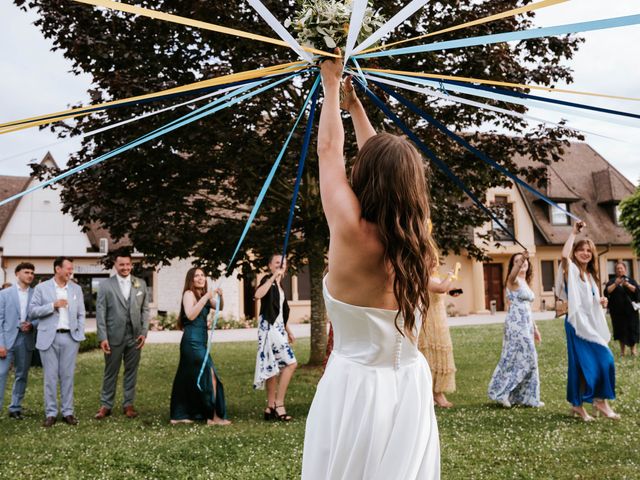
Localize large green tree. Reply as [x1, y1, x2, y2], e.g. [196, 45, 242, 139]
[18, 0, 581, 364]
[620, 185, 640, 256]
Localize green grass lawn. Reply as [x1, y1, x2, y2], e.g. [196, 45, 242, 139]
[1, 319, 639, 479]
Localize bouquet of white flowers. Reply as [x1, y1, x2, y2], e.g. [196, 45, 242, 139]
[286, 0, 385, 52]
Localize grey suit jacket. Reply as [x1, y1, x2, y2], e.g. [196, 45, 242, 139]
[29, 278, 86, 350]
[96, 275, 149, 346]
[0, 285, 35, 351]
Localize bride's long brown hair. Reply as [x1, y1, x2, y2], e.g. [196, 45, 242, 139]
[351, 133, 438, 341]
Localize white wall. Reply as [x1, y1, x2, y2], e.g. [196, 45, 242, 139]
[155, 257, 242, 318]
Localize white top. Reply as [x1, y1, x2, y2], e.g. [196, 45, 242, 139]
[17, 286, 29, 323]
[55, 283, 70, 330]
[564, 261, 611, 346]
[118, 275, 131, 301]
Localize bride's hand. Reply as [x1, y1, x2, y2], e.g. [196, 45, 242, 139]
[320, 48, 342, 87]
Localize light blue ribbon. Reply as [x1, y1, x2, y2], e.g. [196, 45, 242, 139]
[0, 71, 303, 208]
[196, 74, 321, 391]
[225, 74, 322, 273]
[356, 14, 640, 59]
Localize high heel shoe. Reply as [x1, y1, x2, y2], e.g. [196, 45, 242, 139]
[274, 404, 293, 422]
[570, 407, 594, 422]
[263, 406, 275, 421]
[593, 402, 621, 420]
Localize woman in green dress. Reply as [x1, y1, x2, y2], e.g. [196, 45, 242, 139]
[170, 267, 230, 425]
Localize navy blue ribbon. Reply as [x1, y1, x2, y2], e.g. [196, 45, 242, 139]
[372, 80, 581, 222]
[281, 86, 320, 259]
[354, 78, 527, 249]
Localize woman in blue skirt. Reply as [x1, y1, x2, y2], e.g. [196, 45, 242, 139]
[559, 221, 619, 421]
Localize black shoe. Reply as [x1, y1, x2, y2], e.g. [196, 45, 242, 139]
[43, 416, 57, 428]
[9, 411, 23, 420]
[63, 415, 79, 425]
[263, 406, 276, 421]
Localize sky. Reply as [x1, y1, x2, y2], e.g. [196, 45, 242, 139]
[0, 0, 639, 183]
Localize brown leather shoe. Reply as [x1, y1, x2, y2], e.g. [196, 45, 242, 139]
[63, 415, 79, 425]
[94, 406, 112, 420]
[123, 405, 138, 418]
[43, 416, 57, 428]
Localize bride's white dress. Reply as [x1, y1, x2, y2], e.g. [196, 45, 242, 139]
[302, 278, 440, 479]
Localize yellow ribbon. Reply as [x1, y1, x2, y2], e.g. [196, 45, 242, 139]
[361, 67, 640, 102]
[0, 62, 309, 134]
[360, 0, 570, 55]
[72, 0, 339, 58]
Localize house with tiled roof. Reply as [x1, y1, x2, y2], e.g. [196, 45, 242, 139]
[443, 142, 638, 315]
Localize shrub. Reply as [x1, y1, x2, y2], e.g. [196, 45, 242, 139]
[79, 332, 100, 353]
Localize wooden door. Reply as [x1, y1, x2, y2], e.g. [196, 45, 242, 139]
[483, 263, 504, 311]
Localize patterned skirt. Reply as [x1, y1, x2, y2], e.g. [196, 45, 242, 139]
[253, 316, 297, 390]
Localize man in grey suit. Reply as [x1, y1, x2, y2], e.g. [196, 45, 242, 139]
[0, 262, 36, 419]
[95, 249, 149, 419]
[29, 257, 85, 427]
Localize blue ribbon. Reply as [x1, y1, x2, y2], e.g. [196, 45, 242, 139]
[365, 70, 640, 125]
[281, 85, 320, 259]
[0, 72, 303, 208]
[354, 78, 527, 249]
[197, 74, 321, 391]
[356, 14, 640, 59]
[372, 80, 582, 222]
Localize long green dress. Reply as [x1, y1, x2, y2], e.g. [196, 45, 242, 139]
[170, 303, 227, 421]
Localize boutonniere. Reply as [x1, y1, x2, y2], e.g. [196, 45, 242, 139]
[132, 279, 141, 289]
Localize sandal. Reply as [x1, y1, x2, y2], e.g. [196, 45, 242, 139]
[274, 404, 292, 422]
[263, 406, 275, 421]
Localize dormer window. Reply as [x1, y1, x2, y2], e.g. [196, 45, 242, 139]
[614, 204, 622, 225]
[550, 203, 569, 225]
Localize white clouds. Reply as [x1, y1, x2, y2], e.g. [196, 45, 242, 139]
[0, 0, 638, 184]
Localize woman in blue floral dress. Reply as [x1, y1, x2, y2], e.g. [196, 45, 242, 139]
[253, 254, 297, 421]
[488, 252, 543, 407]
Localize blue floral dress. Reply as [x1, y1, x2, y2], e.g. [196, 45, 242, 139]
[253, 286, 297, 390]
[488, 279, 541, 406]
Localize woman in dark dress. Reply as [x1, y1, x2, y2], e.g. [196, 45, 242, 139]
[605, 262, 640, 356]
[170, 268, 230, 425]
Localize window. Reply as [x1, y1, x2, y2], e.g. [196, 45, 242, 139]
[540, 260, 555, 292]
[550, 203, 569, 225]
[491, 195, 515, 241]
[614, 204, 622, 225]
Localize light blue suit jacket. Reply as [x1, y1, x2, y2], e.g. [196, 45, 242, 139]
[29, 278, 86, 350]
[0, 285, 35, 351]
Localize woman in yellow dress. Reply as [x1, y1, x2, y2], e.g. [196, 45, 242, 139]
[419, 248, 458, 408]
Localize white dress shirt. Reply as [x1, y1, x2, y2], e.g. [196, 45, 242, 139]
[17, 286, 29, 323]
[55, 283, 70, 330]
[118, 275, 131, 302]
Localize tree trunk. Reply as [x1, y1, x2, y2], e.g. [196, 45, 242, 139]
[307, 248, 327, 365]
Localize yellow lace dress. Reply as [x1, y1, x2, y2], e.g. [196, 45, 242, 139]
[418, 292, 456, 394]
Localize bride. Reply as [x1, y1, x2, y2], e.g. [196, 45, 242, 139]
[302, 52, 440, 479]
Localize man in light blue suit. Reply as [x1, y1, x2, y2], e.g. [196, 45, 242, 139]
[0, 262, 36, 419]
[29, 257, 85, 427]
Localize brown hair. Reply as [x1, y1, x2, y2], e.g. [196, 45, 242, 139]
[177, 267, 208, 330]
[350, 133, 438, 341]
[572, 239, 600, 287]
[507, 253, 533, 286]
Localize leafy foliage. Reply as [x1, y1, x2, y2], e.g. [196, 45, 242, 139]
[17, 0, 583, 362]
[619, 184, 640, 256]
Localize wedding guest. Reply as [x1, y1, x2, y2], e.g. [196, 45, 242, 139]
[94, 249, 150, 420]
[0, 262, 36, 419]
[560, 221, 618, 421]
[419, 255, 458, 409]
[488, 252, 543, 408]
[604, 262, 639, 356]
[29, 257, 85, 427]
[253, 254, 297, 421]
[169, 268, 230, 425]
[302, 56, 440, 479]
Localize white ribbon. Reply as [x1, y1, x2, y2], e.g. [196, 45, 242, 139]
[351, 0, 428, 55]
[358, 71, 628, 142]
[246, 0, 314, 62]
[343, 0, 369, 66]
